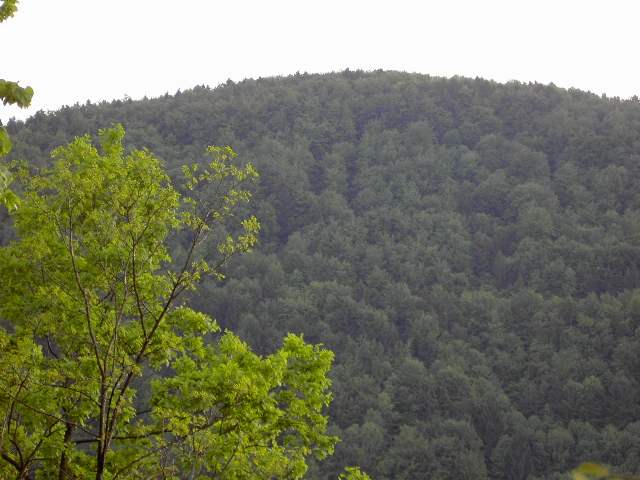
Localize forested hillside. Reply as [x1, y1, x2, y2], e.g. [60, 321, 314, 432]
[6, 70, 640, 479]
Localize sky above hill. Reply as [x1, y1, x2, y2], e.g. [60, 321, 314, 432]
[2, 0, 639, 122]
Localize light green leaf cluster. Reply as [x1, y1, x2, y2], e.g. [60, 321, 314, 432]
[1, 2, 33, 209]
[338, 466, 372, 480]
[0, 128, 11, 156]
[0, 0, 18, 22]
[0, 165, 19, 210]
[150, 333, 337, 478]
[0, 77, 33, 157]
[0, 80, 34, 108]
[0, 330, 60, 479]
[1, 1, 34, 211]
[0, 126, 337, 479]
[0, 74, 30, 203]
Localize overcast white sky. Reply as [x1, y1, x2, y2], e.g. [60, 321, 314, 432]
[2, 0, 639, 123]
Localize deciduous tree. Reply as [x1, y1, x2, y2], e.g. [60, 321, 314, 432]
[0, 126, 337, 479]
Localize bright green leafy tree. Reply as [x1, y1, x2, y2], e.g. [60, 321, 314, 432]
[0, 126, 339, 479]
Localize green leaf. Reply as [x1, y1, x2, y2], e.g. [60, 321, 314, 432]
[0, 127, 11, 156]
[0, 79, 34, 107]
[0, 0, 18, 23]
[339, 466, 372, 480]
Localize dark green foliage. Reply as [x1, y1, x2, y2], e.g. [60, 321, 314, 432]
[6, 70, 640, 478]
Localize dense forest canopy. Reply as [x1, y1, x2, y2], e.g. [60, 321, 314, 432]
[5, 70, 640, 479]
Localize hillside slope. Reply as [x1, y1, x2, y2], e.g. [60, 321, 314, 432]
[6, 71, 640, 479]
